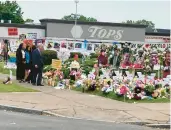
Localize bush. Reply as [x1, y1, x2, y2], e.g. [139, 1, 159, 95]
[42, 50, 58, 65]
[70, 52, 83, 58]
[90, 53, 99, 59]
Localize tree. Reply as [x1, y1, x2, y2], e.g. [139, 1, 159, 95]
[62, 13, 97, 22]
[0, 1, 24, 24]
[122, 19, 155, 29]
[25, 18, 34, 23]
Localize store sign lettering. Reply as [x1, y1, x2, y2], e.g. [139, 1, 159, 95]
[88, 26, 124, 40]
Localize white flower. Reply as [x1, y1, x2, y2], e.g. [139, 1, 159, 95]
[109, 54, 113, 58]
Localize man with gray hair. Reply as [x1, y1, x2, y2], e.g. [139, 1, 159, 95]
[32, 43, 44, 86]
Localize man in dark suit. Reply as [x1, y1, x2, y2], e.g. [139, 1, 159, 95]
[32, 43, 44, 86]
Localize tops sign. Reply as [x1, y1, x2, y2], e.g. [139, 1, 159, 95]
[88, 26, 124, 40]
[47, 23, 146, 42]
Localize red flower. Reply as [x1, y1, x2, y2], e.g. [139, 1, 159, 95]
[145, 44, 150, 48]
[120, 86, 128, 95]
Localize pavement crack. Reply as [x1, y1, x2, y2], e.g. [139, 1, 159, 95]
[122, 110, 143, 123]
[73, 108, 77, 115]
[43, 108, 68, 111]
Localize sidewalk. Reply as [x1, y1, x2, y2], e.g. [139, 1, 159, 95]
[0, 74, 170, 125]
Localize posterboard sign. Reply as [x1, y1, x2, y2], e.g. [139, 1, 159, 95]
[52, 59, 62, 69]
[8, 28, 18, 36]
[27, 33, 37, 39]
[19, 34, 26, 41]
[103, 79, 112, 85]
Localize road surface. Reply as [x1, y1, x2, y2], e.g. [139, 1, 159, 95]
[0, 110, 155, 130]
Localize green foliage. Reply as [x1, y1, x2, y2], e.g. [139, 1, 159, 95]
[42, 50, 58, 65]
[0, 63, 16, 76]
[61, 67, 70, 79]
[90, 53, 98, 59]
[122, 19, 155, 29]
[62, 13, 97, 22]
[83, 59, 97, 67]
[0, 81, 38, 92]
[0, 1, 24, 23]
[81, 66, 92, 76]
[25, 18, 34, 23]
[70, 80, 75, 85]
[43, 65, 52, 73]
[144, 85, 155, 93]
[161, 89, 167, 97]
[73, 87, 170, 103]
[70, 52, 83, 58]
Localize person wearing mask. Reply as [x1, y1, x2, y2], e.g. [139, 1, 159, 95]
[98, 50, 108, 68]
[24, 46, 31, 83]
[16, 43, 26, 82]
[32, 44, 44, 86]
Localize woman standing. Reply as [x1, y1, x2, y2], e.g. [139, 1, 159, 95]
[26, 45, 36, 83]
[16, 43, 26, 82]
[24, 46, 32, 82]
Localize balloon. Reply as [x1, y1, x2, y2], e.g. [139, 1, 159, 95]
[84, 40, 88, 49]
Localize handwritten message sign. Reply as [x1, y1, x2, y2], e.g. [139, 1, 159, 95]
[52, 59, 62, 69]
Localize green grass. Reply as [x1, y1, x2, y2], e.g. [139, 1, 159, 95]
[73, 87, 170, 103]
[0, 62, 16, 76]
[0, 82, 38, 92]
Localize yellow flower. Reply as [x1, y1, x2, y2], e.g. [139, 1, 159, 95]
[145, 59, 149, 63]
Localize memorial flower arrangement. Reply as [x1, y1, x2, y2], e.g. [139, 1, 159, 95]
[41, 42, 170, 102]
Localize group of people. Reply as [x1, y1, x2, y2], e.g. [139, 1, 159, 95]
[16, 43, 44, 86]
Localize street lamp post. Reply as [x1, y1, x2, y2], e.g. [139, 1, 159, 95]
[74, 0, 79, 40]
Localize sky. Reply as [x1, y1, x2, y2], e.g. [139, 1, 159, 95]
[16, 0, 170, 29]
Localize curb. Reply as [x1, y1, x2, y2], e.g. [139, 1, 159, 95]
[0, 104, 43, 115]
[0, 104, 170, 129]
[146, 124, 170, 129]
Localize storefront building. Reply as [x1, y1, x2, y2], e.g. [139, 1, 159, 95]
[0, 23, 45, 39]
[145, 28, 170, 43]
[0, 19, 170, 52]
[40, 19, 146, 42]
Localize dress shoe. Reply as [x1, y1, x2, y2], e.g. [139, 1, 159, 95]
[37, 84, 44, 86]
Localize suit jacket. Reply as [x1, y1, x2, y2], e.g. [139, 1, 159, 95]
[32, 49, 44, 68]
[16, 49, 25, 65]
